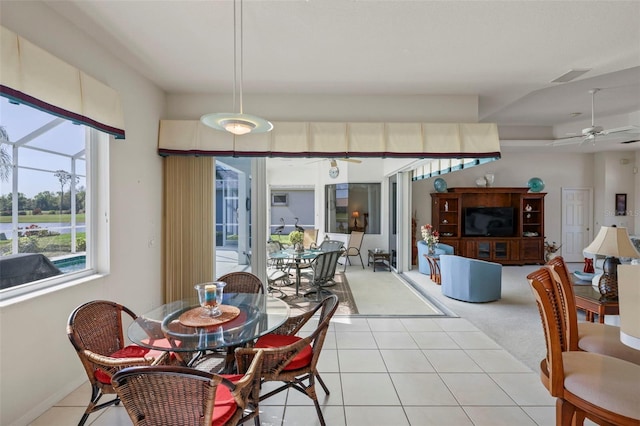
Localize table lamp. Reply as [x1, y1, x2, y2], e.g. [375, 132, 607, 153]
[618, 264, 640, 350]
[352, 211, 359, 228]
[583, 226, 640, 299]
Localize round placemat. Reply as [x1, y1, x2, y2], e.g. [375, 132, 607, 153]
[178, 305, 241, 327]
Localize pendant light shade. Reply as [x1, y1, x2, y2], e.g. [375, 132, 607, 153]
[200, 0, 272, 136]
[201, 113, 273, 135]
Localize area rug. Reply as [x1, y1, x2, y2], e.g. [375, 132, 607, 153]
[275, 271, 359, 316]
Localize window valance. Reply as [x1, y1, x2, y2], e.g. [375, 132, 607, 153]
[0, 25, 125, 138]
[158, 120, 500, 159]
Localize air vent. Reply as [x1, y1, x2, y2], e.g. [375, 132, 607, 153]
[551, 69, 591, 83]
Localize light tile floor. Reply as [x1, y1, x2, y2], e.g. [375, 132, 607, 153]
[33, 315, 566, 426]
[32, 256, 598, 425]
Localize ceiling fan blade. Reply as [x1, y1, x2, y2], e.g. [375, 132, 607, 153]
[601, 125, 640, 135]
[339, 158, 362, 163]
[549, 135, 583, 146]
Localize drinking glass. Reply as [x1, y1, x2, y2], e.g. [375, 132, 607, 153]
[195, 282, 226, 317]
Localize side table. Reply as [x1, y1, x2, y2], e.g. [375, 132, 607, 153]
[424, 254, 441, 284]
[367, 250, 391, 272]
[573, 285, 619, 323]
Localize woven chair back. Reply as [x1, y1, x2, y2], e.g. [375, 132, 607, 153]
[217, 271, 264, 294]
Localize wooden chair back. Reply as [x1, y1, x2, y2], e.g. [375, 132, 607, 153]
[545, 256, 580, 350]
[526, 267, 568, 395]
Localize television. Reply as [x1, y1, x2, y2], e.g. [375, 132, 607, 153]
[464, 207, 515, 237]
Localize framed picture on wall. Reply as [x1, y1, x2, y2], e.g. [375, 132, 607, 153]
[615, 193, 627, 216]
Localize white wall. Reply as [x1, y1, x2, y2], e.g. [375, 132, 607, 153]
[1, 3, 636, 425]
[411, 150, 638, 255]
[411, 152, 598, 248]
[0, 3, 165, 425]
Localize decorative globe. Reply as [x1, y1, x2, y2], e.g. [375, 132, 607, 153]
[434, 178, 447, 193]
[527, 177, 545, 192]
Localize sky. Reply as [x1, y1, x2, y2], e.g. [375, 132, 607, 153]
[0, 97, 86, 198]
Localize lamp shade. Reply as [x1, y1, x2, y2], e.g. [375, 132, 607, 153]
[583, 226, 640, 258]
[352, 211, 360, 218]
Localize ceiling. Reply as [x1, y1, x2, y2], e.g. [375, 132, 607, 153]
[45, 0, 640, 153]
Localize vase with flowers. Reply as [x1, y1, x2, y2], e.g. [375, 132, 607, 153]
[544, 238, 562, 262]
[289, 230, 304, 253]
[421, 224, 440, 255]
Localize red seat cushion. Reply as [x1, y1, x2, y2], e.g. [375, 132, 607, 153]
[255, 334, 312, 371]
[94, 345, 150, 384]
[211, 380, 237, 426]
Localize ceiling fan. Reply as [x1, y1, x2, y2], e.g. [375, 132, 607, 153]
[551, 88, 640, 147]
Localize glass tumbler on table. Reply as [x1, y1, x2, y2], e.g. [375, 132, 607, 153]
[195, 282, 226, 317]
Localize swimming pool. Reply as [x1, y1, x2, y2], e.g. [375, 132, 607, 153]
[52, 255, 86, 273]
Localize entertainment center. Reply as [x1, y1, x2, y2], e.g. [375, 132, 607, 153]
[431, 187, 546, 265]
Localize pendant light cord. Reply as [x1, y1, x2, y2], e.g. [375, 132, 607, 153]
[232, 0, 245, 115]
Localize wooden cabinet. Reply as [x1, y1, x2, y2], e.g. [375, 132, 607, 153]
[465, 239, 519, 263]
[431, 187, 545, 265]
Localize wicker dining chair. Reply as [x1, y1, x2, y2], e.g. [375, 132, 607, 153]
[190, 272, 266, 373]
[527, 268, 640, 425]
[235, 294, 339, 426]
[112, 349, 264, 426]
[545, 256, 640, 365]
[67, 300, 171, 426]
[217, 271, 265, 294]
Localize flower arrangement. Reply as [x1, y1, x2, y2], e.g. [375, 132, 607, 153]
[288, 230, 304, 246]
[544, 238, 562, 260]
[421, 224, 439, 246]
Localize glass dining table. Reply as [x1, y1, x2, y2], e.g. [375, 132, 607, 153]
[127, 292, 290, 365]
[269, 248, 322, 295]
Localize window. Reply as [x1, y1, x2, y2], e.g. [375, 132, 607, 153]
[325, 183, 381, 234]
[271, 193, 288, 206]
[0, 98, 106, 300]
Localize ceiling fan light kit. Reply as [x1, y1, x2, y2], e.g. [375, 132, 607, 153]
[200, 0, 272, 136]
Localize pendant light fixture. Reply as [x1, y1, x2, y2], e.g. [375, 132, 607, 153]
[200, 0, 272, 136]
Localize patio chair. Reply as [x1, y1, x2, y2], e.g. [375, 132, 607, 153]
[112, 350, 264, 426]
[235, 294, 339, 426]
[303, 228, 319, 249]
[527, 268, 640, 426]
[544, 257, 640, 365]
[304, 250, 343, 300]
[318, 239, 344, 253]
[67, 300, 171, 426]
[341, 230, 365, 271]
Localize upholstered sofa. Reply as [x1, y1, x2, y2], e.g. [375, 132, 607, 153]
[416, 240, 454, 275]
[439, 254, 502, 302]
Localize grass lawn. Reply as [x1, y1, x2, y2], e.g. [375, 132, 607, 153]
[0, 213, 85, 223]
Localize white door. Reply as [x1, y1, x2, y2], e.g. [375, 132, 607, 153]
[561, 188, 593, 262]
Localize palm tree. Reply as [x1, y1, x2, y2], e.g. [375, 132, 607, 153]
[0, 126, 12, 182]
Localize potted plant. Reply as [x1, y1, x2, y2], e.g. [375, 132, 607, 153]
[289, 230, 304, 252]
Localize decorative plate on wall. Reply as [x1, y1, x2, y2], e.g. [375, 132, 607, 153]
[434, 178, 447, 193]
[527, 177, 545, 192]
